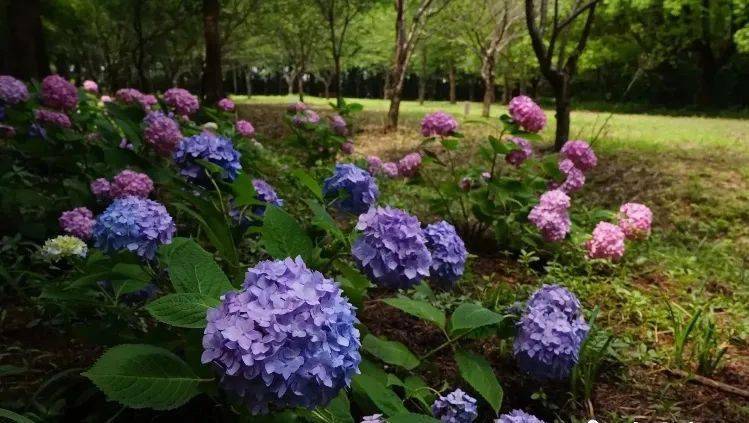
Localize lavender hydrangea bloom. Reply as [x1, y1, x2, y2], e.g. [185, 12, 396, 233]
[109, 169, 154, 199]
[382, 162, 399, 178]
[495, 410, 546, 423]
[236, 119, 255, 138]
[138, 94, 157, 110]
[201, 257, 361, 414]
[560, 140, 597, 171]
[558, 159, 585, 193]
[431, 389, 478, 423]
[528, 190, 571, 242]
[41, 75, 78, 110]
[506, 137, 533, 166]
[398, 152, 422, 177]
[423, 221, 467, 289]
[0, 75, 29, 105]
[164, 88, 199, 115]
[508, 95, 546, 133]
[35, 109, 71, 128]
[361, 415, 386, 423]
[352, 206, 432, 289]
[90, 178, 111, 200]
[421, 111, 458, 137]
[144, 111, 182, 155]
[287, 102, 307, 113]
[82, 80, 98, 93]
[251, 179, 284, 216]
[292, 109, 320, 126]
[92, 196, 176, 259]
[618, 203, 652, 239]
[174, 133, 242, 182]
[329, 114, 348, 136]
[59, 207, 95, 240]
[366, 156, 383, 175]
[323, 164, 379, 214]
[513, 284, 589, 381]
[115, 88, 144, 104]
[217, 98, 235, 112]
[585, 221, 626, 261]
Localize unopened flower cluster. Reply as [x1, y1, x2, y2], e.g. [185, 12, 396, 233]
[431, 388, 478, 423]
[217, 98, 235, 112]
[41, 235, 88, 261]
[174, 133, 242, 182]
[508, 95, 546, 133]
[528, 190, 571, 242]
[423, 221, 467, 289]
[82, 80, 98, 94]
[292, 109, 320, 126]
[110, 170, 154, 198]
[323, 164, 379, 214]
[329, 114, 348, 136]
[398, 152, 422, 177]
[59, 207, 95, 240]
[421, 111, 458, 137]
[506, 137, 533, 166]
[367, 152, 422, 179]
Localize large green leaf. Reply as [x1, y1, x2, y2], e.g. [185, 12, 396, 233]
[146, 293, 220, 328]
[362, 334, 420, 370]
[382, 296, 446, 329]
[164, 238, 233, 298]
[388, 414, 440, 423]
[260, 206, 314, 260]
[313, 390, 353, 423]
[0, 408, 34, 423]
[352, 374, 407, 416]
[229, 173, 261, 207]
[454, 349, 503, 412]
[171, 197, 239, 268]
[334, 261, 372, 307]
[82, 344, 203, 410]
[307, 199, 345, 242]
[449, 303, 504, 334]
[292, 169, 323, 201]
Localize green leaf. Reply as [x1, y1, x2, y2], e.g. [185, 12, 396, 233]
[165, 239, 233, 298]
[307, 199, 345, 242]
[362, 334, 420, 370]
[441, 138, 459, 150]
[0, 365, 26, 377]
[489, 136, 511, 154]
[0, 408, 35, 423]
[171, 201, 238, 268]
[82, 344, 202, 410]
[229, 173, 260, 207]
[450, 303, 504, 334]
[454, 349, 503, 412]
[404, 375, 435, 408]
[146, 293, 221, 328]
[292, 169, 323, 201]
[316, 390, 354, 423]
[352, 374, 407, 416]
[382, 296, 446, 330]
[334, 261, 372, 306]
[260, 206, 314, 261]
[388, 414, 441, 423]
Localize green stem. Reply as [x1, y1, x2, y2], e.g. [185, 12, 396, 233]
[420, 330, 473, 361]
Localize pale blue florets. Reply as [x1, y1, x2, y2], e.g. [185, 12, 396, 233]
[173, 133, 242, 182]
[423, 221, 467, 289]
[495, 410, 546, 423]
[431, 388, 478, 423]
[323, 164, 379, 214]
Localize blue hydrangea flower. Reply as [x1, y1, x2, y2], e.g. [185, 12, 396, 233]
[92, 196, 176, 260]
[201, 257, 361, 414]
[423, 221, 467, 289]
[495, 410, 546, 423]
[351, 206, 432, 289]
[323, 164, 379, 214]
[173, 132, 241, 183]
[431, 389, 478, 423]
[513, 284, 589, 380]
[360, 414, 386, 423]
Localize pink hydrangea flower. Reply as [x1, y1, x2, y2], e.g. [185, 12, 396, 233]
[138, 94, 157, 110]
[506, 137, 533, 166]
[508, 95, 546, 133]
[586, 221, 625, 261]
[217, 98, 235, 112]
[82, 80, 98, 94]
[558, 159, 585, 193]
[100, 95, 112, 103]
[143, 111, 182, 156]
[560, 140, 597, 171]
[528, 190, 571, 242]
[35, 109, 71, 128]
[421, 111, 458, 137]
[367, 156, 383, 175]
[59, 207, 95, 240]
[41, 75, 78, 110]
[382, 162, 399, 178]
[397, 152, 422, 177]
[164, 88, 199, 115]
[119, 138, 134, 150]
[109, 170, 154, 199]
[340, 141, 354, 155]
[329, 114, 348, 136]
[618, 203, 652, 239]
[115, 88, 144, 104]
[287, 102, 307, 113]
[90, 178, 111, 199]
[235, 120, 255, 138]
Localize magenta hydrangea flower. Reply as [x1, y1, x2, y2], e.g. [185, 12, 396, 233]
[340, 141, 354, 155]
[235, 119, 255, 138]
[328, 114, 348, 136]
[382, 162, 399, 178]
[506, 137, 533, 166]
[287, 102, 307, 113]
[421, 111, 458, 137]
[100, 95, 112, 103]
[366, 156, 383, 175]
[618, 203, 652, 239]
[201, 257, 361, 414]
[423, 221, 467, 289]
[586, 221, 626, 261]
[164, 87, 199, 115]
[90, 178, 111, 200]
[59, 207, 95, 240]
[528, 190, 571, 242]
[323, 164, 379, 214]
[495, 410, 546, 423]
[109, 170, 154, 199]
[398, 152, 422, 177]
[115, 88, 143, 104]
[35, 109, 71, 128]
[431, 388, 478, 423]
[558, 159, 585, 193]
[508, 95, 546, 133]
[41, 75, 77, 110]
[143, 111, 182, 156]
[292, 109, 320, 126]
[138, 94, 157, 110]
[0, 75, 29, 105]
[82, 80, 98, 94]
[560, 140, 597, 171]
[217, 98, 235, 112]
[513, 284, 589, 381]
[352, 206, 432, 289]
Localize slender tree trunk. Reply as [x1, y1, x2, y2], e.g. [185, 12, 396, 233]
[503, 74, 511, 103]
[383, 70, 390, 99]
[481, 56, 495, 118]
[696, 45, 718, 108]
[449, 65, 457, 104]
[418, 46, 428, 105]
[333, 54, 342, 106]
[133, 0, 149, 90]
[7, 0, 48, 79]
[322, 80, 330, 99]
[553, 79, 571, 151]
[245, 66, 252, 97]
[232, 65, 237, 93]
[201, 0, 223, 104]
[298, 70, 305, 102]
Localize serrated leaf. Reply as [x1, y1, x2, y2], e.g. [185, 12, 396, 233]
[362, 334, 420, 370]
[166, 239, 233, 298]
[352, 374, 407, 416]
[454, 349, 503, 412]
[388, 414, 441, 423]
[146, 293, 220, 328]
[260, 206, 314, 261]
[82, 344, 202, 410]
[382, 296, 446, 329]
[450, 303, 504, 334]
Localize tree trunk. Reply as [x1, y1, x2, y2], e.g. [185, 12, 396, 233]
[553, 79, 571, 151]
[383, 70, 390, 99]
[333, 54, 342, 107]
[298, 72, 305, 102]
[245, 66, 252, 97]
[133, 0, 149, 90]
[418, 46, 427, 105]
[322, 80, 330, 99]
[201, 0, 223, 104]
[387, 93, 402, 131]
[503, 74, 511, 103]
[449, 65, 457, 104]
[696, 45, 718, 108]
[481, 56, 495, 118]
[6, 0, 48, 79]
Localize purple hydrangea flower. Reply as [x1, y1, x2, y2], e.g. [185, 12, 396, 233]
[217, 98, 235, 112]
[558, 159, 585, 193]
[352, 206, 432, 289]
[201, 257, 361, 414]
[586, 221, 626, 261]
[528, 190, 571, 242]
[423, 221, 467, 289]
[138, 94, 157, 110]
[41, 75, 78, 110]
[115, 88, 144, 104]
[421, 111, 458, 137]
[329, 114, 348, 136]
[119, 138, 134, 150]
[341, 141, 354, 155]
[382, 162, 399, 178]
[366, 156, 383, 175]
[35, 109, 71, 128]
[236, 119, 255, 138]
[144, 111, 182, 156]
[164, 87, 199, 115]
[560, 140, 597, 171]
[398, 152, 422, 177]
[292, 109, 320, 127]
[287, 102, 307, 113]
[92, 196, 176, 259]
[100, 95, 113, 103]
[495, 410, 546, 423]
[323, 164, 379, 214]
[431, 389, 478, 423]
[618, 202, 652, 240]
[174, 133, 242, 182]
[361, 415, 386, 423]
[82, 80, 98, 94]
[508, 95, 546, 133]
[250, 178, 284, 216]
[506, 137, 533, 166]
[59, 207, 95, 240]
[109, 169, 154, 199]
[90, 178, 111, 200]
[513, 284, 589, 381]
[0, 75, 29, 105]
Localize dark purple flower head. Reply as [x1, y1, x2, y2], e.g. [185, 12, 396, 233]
[560, 140, 597, 171]
[558, 159, 585, 193]
[59, 207, 95, 240]
[35, 109, 71, 128]
[144, 111, 182, 156]
[431, 388, 478, 423]
[115, 88, 144, 104]
[423, 221, 467, 289]
[329, 114, 348, 136]
[292, 109, 320, 127]
[217, 98, 235, 112]
[235, 119, 255, 138]
[506, 137, 533, 166]
[110, 169, 153, 199]
[164, 88, 199, 115]
[174, 133, 242, 182]
[513, 284, 589, 381]
[352, 206, 432, 289]
[495, 410, 546, 423]
[90, 178, 111, 200]
[398, 152, 422, 177]
[323, 164, 379, 214]
[508, 95, 546, 133]
[41, 75, 77, 110]
[92, 196, 176, 259]
[421, 111, 458, 137]
[0, 75, 29, 105]
[528, 190, 571, 242]
[340, 141, 354, 155]
[201, 257, 361, 414]
[585, 221, 625, 261]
